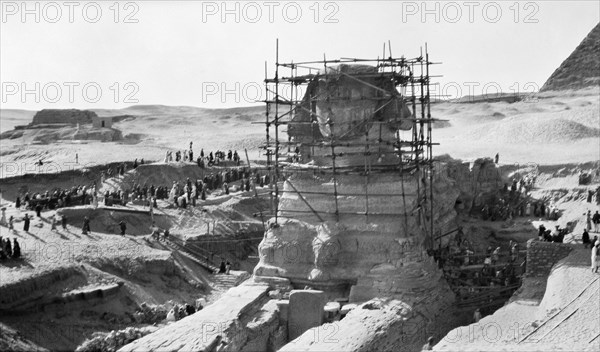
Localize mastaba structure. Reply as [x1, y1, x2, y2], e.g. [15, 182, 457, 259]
[252, 43, 460, 307]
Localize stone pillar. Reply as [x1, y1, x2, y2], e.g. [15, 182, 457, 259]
[288, 290, 326, 341]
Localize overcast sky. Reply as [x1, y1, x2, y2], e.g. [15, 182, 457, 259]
[1, 0, 598, 110]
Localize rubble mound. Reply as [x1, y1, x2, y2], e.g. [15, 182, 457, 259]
[76, 326, 157, 352]
[31, 109, 97, 126]
[541, 23, 600, 91]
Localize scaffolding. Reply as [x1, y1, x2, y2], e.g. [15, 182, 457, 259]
[260, 40, 442, 245]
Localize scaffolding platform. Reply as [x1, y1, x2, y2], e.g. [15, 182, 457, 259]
[258, 40, 439, 246]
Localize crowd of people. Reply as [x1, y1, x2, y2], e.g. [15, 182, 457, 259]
[117, 166, 271, 210]
[537, 224, 569, 243]
[165, 302, 201, 322]
[15, 185, 98, 212]
[435, 235, 523, 303]
[218, 260, 232, 275]
[586, 210, 600, 233]
[164, 143, 242, 168]
[477, 174, 556, 221]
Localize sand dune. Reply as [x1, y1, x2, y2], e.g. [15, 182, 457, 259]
[0, 109, 36, 133]
[0, 87, 598, 178]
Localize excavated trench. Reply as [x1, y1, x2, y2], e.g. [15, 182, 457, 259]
[0, 253, 208, 351]
[3, 158, 569, 351]
[0, 164, 271, 350]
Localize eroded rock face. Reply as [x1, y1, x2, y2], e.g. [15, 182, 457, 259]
[253, 169, 459, 301]
[288, 64, 413, 167]
[31, 109, 97, 126]
[442, 157, 504, 214]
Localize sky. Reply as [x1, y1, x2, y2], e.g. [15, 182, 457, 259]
[1, 0, 599, 110]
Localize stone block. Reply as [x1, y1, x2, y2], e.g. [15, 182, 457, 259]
[324, 301, 341, 322]
[340, 303, 358, 316]
[288, 290, 326, 341]
[276, 300, 289, 326]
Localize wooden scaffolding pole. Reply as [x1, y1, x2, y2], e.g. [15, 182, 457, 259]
[261, 42, 438, 232]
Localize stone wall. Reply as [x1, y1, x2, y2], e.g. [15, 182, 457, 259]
[92, 116, 113, 129]
[31, 109, 97, 125]
[525, 239, 575, 277]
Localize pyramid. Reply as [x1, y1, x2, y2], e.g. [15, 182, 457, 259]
[541, 22, 600, 91]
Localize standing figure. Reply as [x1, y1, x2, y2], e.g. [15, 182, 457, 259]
[592, 240, 599, 273]
[61, 214, 67, 230]
[23, 214, 30, 232]
[0, 207, 6, 225]
[510, 243, 519, 262]
[473, 308, 482, 323]
[583, 228, 591, 248]
[51, 216, 57, 231]
[0, 238, 6, 260]
[492, 247, 500, 264]
[12, 238, 21, 258]
[82, 216, 91, 235]
[4, 238, 11, 257]
[151, 226, 161, 241]
[119, 220, 127, 236]
[593, 211, 600, 232]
